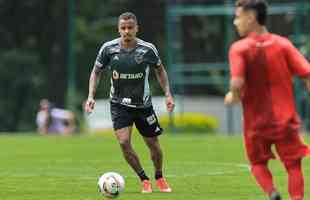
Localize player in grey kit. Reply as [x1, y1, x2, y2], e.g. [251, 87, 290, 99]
[84, 12, 174, 193]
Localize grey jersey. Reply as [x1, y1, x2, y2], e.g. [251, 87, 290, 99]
[95, 38, 161, 108]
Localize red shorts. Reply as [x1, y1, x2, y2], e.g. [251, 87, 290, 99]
[244, 130, 310, 165]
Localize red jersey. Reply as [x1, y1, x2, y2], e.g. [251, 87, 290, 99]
[229, 32, 310, 139]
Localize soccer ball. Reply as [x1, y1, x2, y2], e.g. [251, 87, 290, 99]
[97, 172, 125, 198]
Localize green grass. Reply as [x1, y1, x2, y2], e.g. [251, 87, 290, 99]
[0, 133, 309, 200]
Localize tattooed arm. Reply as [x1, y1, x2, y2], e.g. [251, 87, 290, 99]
[155, 63, 175, 112]
[85, 65, 103, 114]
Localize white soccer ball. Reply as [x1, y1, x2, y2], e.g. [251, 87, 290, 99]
[98, 172, 125, 198]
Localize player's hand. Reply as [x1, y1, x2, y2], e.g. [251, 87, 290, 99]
[166, 95, 175, 112]
[224, 91, 240, 105]
[84, 97, 96, 114]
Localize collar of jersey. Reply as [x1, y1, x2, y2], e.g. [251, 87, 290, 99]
[248, 31, 272, 41]
[119, 39, 138, 53]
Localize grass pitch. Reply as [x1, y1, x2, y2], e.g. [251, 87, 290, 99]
[0, 133, 309, 200]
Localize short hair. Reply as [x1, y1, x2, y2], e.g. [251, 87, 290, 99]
[40, 99, 50, 108]
[118, 12, 138, 24]
[235, 0, 268, 25]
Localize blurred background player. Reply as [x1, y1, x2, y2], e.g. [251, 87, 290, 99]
[84, 12, 175, 193]
[36, 99, 76, 135]
[225, 0, 310, 200]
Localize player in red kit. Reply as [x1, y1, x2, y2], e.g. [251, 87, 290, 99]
[225, 0, 310, 200]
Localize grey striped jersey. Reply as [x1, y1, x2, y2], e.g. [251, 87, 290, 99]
[95, 38, 162, 108]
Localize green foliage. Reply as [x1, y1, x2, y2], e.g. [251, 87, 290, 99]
[0, 49, 41, 131]
[300, 35, 310, 58]
[0, 1, 69, 131]
[0, 0, 167, 131]
[159, 112, 219, 133]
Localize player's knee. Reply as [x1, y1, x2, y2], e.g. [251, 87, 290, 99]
[153, 144, 162, 154]
[250, 161, 269, 174]
[283, 159, 301, 171]
[251, 161, 268, 169]
[150, 146, 162, 157]
[119, 140, 132, 150]
[148, 142, 162, 155]
[145, 136, 159, 147]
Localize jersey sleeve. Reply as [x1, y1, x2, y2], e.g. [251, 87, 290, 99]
[146, 44, 162, 68]
[229, 43, 246, 79]
[95, 44, 110, 69]
[285, 40, 310, 77]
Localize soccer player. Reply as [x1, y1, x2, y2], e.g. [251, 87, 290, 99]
[225, 0, 310, 199]
[84, 12, 174, 193]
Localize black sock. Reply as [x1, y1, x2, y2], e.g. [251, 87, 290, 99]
[155, 170, 163, 180]
[137, 170, 149, 181]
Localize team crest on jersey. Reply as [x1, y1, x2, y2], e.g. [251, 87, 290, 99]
[112, 70, 119, 80]
[134, 53, 144, 64]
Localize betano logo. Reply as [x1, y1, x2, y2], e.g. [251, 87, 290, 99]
[113, 70, 144, 80]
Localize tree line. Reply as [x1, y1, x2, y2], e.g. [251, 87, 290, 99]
[0, 0, 166, 131]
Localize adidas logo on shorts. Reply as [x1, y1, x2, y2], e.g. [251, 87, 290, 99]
[155, 126, 161, 133]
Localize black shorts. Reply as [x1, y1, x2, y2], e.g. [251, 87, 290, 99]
[110, 102, 163, 137]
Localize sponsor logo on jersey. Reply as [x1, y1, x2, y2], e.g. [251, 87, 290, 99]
[119, 72, 143, 79]
[112, 70, 119, 79]
[112, 70, 143, 80]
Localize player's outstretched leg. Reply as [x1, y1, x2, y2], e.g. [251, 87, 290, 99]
[115, 127, 153, 193]
[251, 162, 279, 198]
[120, 142, 153, 193]
[143, 136, 172, 192]
[283, 159, 304, 200]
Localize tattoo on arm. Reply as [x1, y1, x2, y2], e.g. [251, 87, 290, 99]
[155, 64, 171, 97]
[88, 65, 103, 99]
